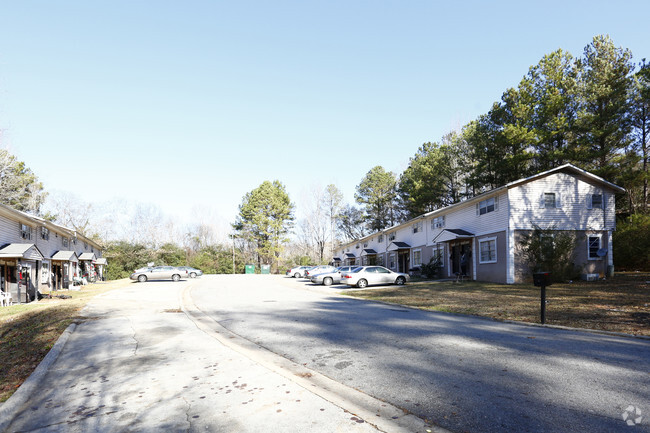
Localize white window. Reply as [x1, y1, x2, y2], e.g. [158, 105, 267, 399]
[363, 242, 368, 248]
[41, 227, 49, 240]
[378, 234, 384, 243]
[477, 197, 498, 215]
[356, 243, 360, 249]
[377, 255, 384, 266]
[63, 237, 68, 248]
[388, 233, 396, 241]
[479, 237, 497, 264]
[412, 249, 422, 266]
[540, 192, 561, 209]
[412, 221, 423, 233]
[588, 235, 602, 260]
[20, 224, 31, 240]
[588, 194, 603, 209]
[389, 253, 396, 270]
[432, 244, 445, 267]
[544, 193, 556, 208]
[432, 215, 445, 229]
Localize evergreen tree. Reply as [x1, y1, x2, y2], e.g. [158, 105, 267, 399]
[355, 166, 400, 231]
[398, 132, 472, 218]
[525, 49, 580, 170]
[336, 204, 367, 241]
[233, 180, 294, 272]
[632, 59, 650, 212]
[575, 35, 635, 181]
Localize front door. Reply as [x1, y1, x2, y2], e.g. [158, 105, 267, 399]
[397, 250, 410, 273]
[451, 241, 472, 277]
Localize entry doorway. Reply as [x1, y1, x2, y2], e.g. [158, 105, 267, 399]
[397, 250, 410, 273]
[451, 241, 472, 277]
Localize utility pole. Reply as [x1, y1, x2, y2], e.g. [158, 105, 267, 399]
[231, 234, 235, 274]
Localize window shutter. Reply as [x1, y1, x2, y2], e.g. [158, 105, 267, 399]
[602, 193, 607, 209]
[539, 193, 546, 209]
[494, 195, 499, 211]
[476, 203, 479, 215]
[587, 194, 592, 210]
[555, 193, 562, 208]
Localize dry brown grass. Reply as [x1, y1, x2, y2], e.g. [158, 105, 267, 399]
[0, 279, 132, 402]
[346, 272, 650, 336]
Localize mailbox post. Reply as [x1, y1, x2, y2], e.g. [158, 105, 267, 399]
[533, 272, 552, 324]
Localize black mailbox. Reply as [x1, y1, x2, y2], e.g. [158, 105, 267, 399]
[533, 272, 552, 287]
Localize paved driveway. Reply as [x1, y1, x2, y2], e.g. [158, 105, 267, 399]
[1, 279, 387, 433]
[192, 275, 650, 433]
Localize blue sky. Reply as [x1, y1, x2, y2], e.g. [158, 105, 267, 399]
[1, 1, 649, 237]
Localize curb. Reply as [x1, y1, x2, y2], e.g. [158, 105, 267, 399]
[0, 323, 77, 433]
[180, 284, 453, 433]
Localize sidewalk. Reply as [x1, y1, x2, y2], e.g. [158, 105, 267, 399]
[0, 281, 436, 433]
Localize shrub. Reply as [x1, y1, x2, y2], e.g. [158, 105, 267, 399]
[420, 256, 443, 279]
[519, 225, 578, 283]
[614, 214, 650, 271]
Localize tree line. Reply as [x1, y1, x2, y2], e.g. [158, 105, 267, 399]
[348, 35, 648, 233]
[3, 35, 648, 273]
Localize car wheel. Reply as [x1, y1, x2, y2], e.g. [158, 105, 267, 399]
[294, 272, 300, 278]
[138, 275, 147, 283]
[357, 279, 368, 288]
[172, 274, 180, 282]
[190, 272, 197, 278]
[396, 276, 406, 285]
[323, 277, 333, 286]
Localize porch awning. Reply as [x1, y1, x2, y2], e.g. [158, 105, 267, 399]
[433, 229, 474, 243]
[78, 252, 97, 261]
[387, 242, 411, 251]
[95, 258, 108, 265]
[332, 257, 342, 262]
[0, 243, 44, 260]
[345, 253, 356, 258]
[361, 249, 377, 256]
[51, 251, 79, 263]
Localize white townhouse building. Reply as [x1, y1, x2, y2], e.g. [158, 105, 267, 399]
[333, 164, 625, 284]
[0, 203, 105, 304]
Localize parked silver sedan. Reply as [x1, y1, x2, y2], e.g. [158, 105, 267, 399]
[304, 265, 337, 280]
[177, 266, 203, 278]
[310, 266, 360, 286]
[130, 266, 188, 282]
[286, 265, 312, 278]
[341, 266, 409, 288]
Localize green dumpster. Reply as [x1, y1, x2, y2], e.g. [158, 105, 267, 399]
[245, 264, 255, 274]
[260, 264, 271, 274]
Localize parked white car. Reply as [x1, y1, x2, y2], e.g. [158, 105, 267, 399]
[286, 266, 312, 278]
[341, 266, 409, 288]
[310, 266, 360, 286]
[304, 265, 337, 280]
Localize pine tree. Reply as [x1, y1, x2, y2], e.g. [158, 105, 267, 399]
[233, 180, 294, 272]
